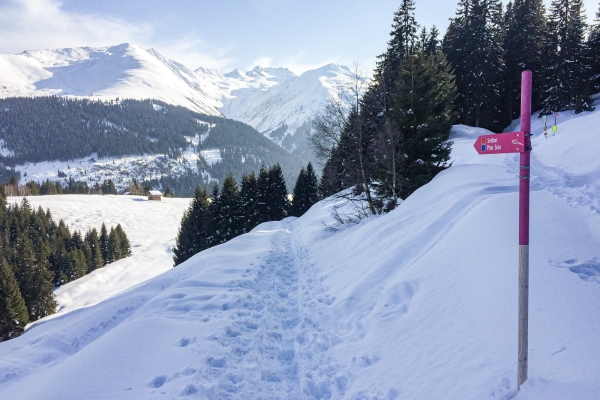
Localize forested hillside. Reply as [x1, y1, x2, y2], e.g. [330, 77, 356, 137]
[0, 97, 201, 163]
[0, 97, 305, 196]
[316, 0, 600, 220]
[0, 187, 132, 341]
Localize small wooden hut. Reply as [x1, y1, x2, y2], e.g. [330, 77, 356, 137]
[148, 190, 163, 201]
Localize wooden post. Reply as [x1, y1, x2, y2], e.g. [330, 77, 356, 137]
[518, 70, 532, 389]
[518, 245, 529, 387]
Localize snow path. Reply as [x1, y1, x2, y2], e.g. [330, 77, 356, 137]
[528, 152, 600, 216]
[197, 223, 341, 398]
[205, 225, 304, 397]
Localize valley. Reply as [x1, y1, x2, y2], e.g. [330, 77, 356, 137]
[0, 43, 354, 166]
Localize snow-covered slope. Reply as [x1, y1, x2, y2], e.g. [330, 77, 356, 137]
[0, 44, 353, 162]
[220, 64, 354, 158]
[0, 43, 224, 115]
[1, 101, 599, 400]
[6, 195, 191, 319]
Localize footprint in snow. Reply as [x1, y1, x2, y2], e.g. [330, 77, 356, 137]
[554, 258, 600, 283]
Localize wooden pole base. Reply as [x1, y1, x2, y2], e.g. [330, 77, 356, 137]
[518, 244, 529, 388]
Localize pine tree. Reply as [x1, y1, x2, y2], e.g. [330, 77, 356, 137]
[444, 0, 506, 131]
[48, 219, 71, 286]
[14, 240, 57, 321]
[319, 154, 345, 198]
[164, 187, 175, 198]
[587, 4, 600, 93]
[206, 183, 221, 248]
[353, 2, 420, 215]
[107, 227, 122, 263]
[173, 208, 195, 266]
[239, 172, 260, 233]
[39, 179, 57, 195]
[65, 249, 87, 281]
[83, 241, 93, 272]
[115, 224, 131, 258]
[503, 0, 547, 118]
[420, 26, 441, 55]
[290, 163, 320, 217]
[214, 174, 241, 243]
[99, 223, 109, 264]
[173, 187, 211, 266]
[49, 249, 69, 287]
[69, 230, 84, 252]
[85, 228, 104, 272]
[386, 50, 457, 199]
[256, 166, 271, 224]
[101, 179, 118, 195]
[0, 258, 29, 341]
[542, 0, 594, 114]
[305, 163, 320, 203]
[375, 0, 419, 94]
[290, 167, 307, 217]
[266, 164, 289, 221]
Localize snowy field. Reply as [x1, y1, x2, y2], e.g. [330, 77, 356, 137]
[6, 195, 191, 319]
[1, 106, 600, 399]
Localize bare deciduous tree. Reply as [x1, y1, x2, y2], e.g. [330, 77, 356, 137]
[309, 63, 377, 219]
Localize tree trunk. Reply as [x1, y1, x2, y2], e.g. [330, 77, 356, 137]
[357, 122, 376, 216]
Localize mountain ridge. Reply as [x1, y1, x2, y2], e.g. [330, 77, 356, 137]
[0, 43, 354, 162]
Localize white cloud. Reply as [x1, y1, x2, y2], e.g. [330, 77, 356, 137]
[0, 0, 241, 72]
[153, 35, 236, 72]
[247, 56, 274, 71]
[0, 0, 152, 53]
[0, 0, 353, 74]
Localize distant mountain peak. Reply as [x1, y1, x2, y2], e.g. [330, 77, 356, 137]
[245, 66, 296, 82]
[223, 69, 245, 79]
[1, 43, 224, 116]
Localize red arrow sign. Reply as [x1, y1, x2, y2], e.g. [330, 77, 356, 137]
[474, 131, 526, 154]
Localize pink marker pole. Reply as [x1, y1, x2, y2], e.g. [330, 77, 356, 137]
[518, 70, 532, 389]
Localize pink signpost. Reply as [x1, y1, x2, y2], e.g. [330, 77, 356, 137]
[473, 70, 532, 390]
[473, 131, 526, 154]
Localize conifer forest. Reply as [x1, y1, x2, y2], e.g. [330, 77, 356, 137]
[0, 186, 132, 341]
[173, 163, 320, 266]
[316, 0, 599, 218]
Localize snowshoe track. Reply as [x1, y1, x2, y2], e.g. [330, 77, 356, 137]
[196, 223, 346, 399]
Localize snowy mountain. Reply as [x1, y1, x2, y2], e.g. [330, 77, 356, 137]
[220, 64, 354, 160]
[1, 103, 599, 399]
[0, 44, 354, 163]
[0, 43, 225, 116]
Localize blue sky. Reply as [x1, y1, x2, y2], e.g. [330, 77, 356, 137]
[0, 0, 598, 74]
